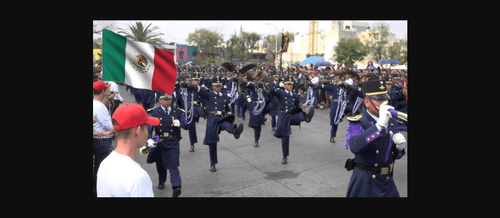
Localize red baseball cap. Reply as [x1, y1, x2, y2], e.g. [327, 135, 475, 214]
[112, 103, 160, 130]
[93, 80, 110, 92]
[312, 71, 317, 75]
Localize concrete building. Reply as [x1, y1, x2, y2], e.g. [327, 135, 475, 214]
[281, 20, 361, 65]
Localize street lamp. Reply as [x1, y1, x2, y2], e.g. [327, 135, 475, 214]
[265, 23, 278, 66]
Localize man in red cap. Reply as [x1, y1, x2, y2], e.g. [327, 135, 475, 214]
[93, 80, 113, 197]
[96, 103, 160, 197]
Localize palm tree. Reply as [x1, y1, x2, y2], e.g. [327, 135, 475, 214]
[118, 21, 168, 48]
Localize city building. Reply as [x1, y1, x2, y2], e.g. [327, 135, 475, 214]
[175, 44, 198, 65]
[281, 20, 361, 65]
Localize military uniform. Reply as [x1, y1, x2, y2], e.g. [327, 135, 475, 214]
[320, 81, 351, 143]
[180, 73, 205, 152]
[269, 77, 315, 164]
[146, 95, 188, 196]
[267, 75, 281, 131]
[344, 78, 406, 197]
[185, 77, 244, 172]
[245, 82, 268, 147]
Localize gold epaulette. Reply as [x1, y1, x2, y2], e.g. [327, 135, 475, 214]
[347, 114, 362, 122]
[147, 106, 157, 112]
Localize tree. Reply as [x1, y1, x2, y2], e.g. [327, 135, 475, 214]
[186, 28, 223, 65]
[226, 32, 246, 63]
[334, 38, 367, 69]
[366, 22, 391, 62]
[387, 38, 407, 66]
[117, 21, 168, 48]
[262, 34, 278, 61]
[243, 32, 262, 61]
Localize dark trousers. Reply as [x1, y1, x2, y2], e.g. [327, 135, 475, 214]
[188, 121, 197, 146]
[253, 126, 261, 141]
[155, 161, 181, 189]
[111, 99, 121, 116]
[271, 115, 277, 128]
[331, 124, 338, 138]
[208, 143, 218, 166]
[93, 138, 111, 195]
[142, 102, 155, 111]
[281, 136, 290, 158]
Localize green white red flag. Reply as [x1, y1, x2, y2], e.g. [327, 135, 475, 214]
[102, 29, 177, 94]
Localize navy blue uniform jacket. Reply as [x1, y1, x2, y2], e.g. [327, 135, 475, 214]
[269, 86, 304, 138]
[147, 106, 188, 169]
[345, 108, 405, 197]
[197, 87, 235, 145]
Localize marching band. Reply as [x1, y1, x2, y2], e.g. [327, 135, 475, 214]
[94, 62, 408, 197]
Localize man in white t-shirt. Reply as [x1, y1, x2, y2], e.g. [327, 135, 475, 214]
[93, 80, 113, 197]
[97, 103, 160, 197]
[107, 81, 123, 116]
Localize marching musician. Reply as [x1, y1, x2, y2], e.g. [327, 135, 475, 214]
[319, 71, 355, 143]
[270, 76, 315, 164]
[244, 71, 268, 147]
[146, 93, 188, 197]
[183, 72, 205, 152]
[237, 75, 249, 120]
[344, 77, 406, 197]
[184, 77, 245, 172]
[268, 74, 281, 131]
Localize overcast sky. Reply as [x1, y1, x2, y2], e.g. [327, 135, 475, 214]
[94, 20, 407, 45]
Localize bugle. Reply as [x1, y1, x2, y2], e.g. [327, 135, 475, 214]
[389, 109, 407, 122]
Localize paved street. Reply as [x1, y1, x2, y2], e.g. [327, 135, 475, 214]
[112, 83, 407, 197]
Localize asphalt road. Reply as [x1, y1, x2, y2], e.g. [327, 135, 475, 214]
[111, 83, 408, 197]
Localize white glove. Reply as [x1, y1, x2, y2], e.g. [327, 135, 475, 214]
[173, 119, 180, 127]
[390, 131, 406, 150]
[247, 97, 252, 103]
[376, 101, 394, 128]
[223, 85, 227, 89]
[279, 82, 284, 87]
[146, 139, 157, 148]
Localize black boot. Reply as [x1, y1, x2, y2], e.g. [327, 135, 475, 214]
[172, 187, 181, 197]
[305, 107, 315, 123]
[233, 124, 244, 139]
[254, 140, 259, 147]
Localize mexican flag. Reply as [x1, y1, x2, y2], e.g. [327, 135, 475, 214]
[102, 29, 177, 94]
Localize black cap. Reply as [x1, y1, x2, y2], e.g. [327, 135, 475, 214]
[361, 77, 390, 99]
[212, 76, 222, 86]
[283, 75, 294, 84]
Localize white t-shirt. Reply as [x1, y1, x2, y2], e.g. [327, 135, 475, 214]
[107, 81, 123, 102]
[97, 151, 154, 197]
[93, 100, 113, 138]
[311, 76, 319, 85]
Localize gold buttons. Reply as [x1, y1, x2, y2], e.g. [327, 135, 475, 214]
[376, 150, 379, 154]
[374, 163, 378, 167]
[372, 175, 376, 179]
[215, 102, 217, 104]
[386, 176, 390, 180]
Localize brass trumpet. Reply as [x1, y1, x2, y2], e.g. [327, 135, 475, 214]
[389, 109, 407, 122]
[140, 136, 159, 156]
[140, 146, 150, 156]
